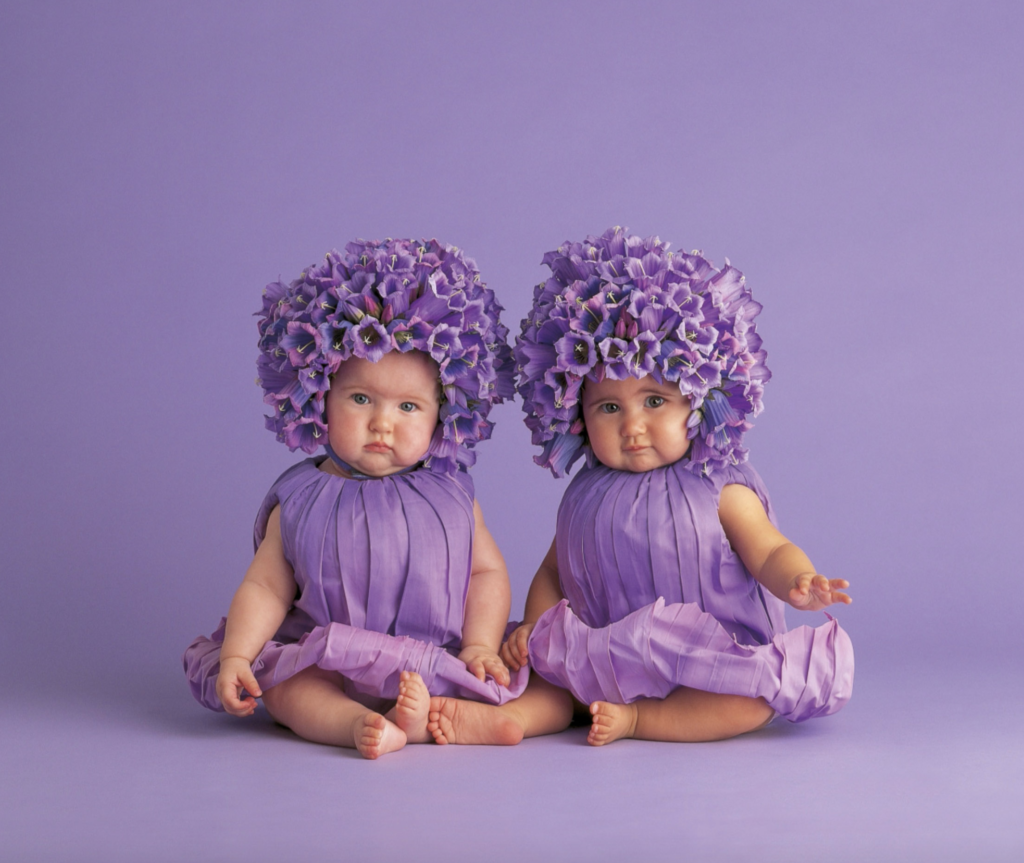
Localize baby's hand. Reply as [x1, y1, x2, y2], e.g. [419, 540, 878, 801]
[500, 623, 535, 672]
[458, 644, 511, 687]
[216, 655, 263, 717]
[788, 573, 852, 612]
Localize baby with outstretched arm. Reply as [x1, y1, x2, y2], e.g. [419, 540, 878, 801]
[427, 228, 854, 746]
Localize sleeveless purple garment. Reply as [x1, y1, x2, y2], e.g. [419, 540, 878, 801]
[184, 459, 529, 711]
[527, 461, 853, 722]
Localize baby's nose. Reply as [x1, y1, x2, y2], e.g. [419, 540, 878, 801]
[621, 411, 645, 435]
[369, 409, 393, 431]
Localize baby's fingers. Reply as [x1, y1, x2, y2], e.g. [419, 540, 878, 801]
[826, 578, 853, 604]
[802, 575, 852, 608]
[500, 630, 529, 670]
[829, 578, 851, 594]
[810, 574, 831, 594]
[499, 641, 521, 671]
[218, 680, 254, 716]
[509, 630, 528, 663]
[239, 667, 263, 700]
[482, 655, 511, 687]
[233, 696, 258, 717]
[788, 573, 815, 607]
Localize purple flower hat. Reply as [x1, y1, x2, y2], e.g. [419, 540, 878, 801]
[257, 238, 515, 476]
[514, 227, 771, 477]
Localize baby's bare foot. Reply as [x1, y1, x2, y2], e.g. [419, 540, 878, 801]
[394, 671, 431, 743]
[354, 712, 407, 759]
[427, 697, 524, 746]
[588, 701, 638, 746]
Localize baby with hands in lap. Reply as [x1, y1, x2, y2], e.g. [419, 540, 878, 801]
[427, 228, 854, 747]
[184, 239, 527, 758]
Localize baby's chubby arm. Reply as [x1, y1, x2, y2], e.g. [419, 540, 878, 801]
[718, 484, 851, 611]
[500, 538, 565, 672]
[216, 506, 297, 716]
[459, 501, 514, 686]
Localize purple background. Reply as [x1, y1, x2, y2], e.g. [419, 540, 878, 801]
[2, 2, 1021, 860]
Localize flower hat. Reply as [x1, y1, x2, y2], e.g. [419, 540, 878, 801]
[257, 238, 514, 476]
[514, 227, 770, 477]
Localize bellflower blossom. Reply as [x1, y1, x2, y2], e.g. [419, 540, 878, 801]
[257, 238, 514, 475]
[514, 227, 770, 477]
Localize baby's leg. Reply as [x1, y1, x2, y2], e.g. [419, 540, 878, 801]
[262, 665, 406, 759]
[385, 670, 432, 744]
[428, 674, 573, 745]
[589, 688, 774, 746]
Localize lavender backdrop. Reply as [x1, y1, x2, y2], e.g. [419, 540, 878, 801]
[2, 2, 1022, 861]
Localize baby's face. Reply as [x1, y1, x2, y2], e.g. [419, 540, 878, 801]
[581, 375, 692, 472]
[325, 350, 440, 477]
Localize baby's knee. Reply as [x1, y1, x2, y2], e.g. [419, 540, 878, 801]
[260, 666, 342, 719]
[260, 679, 287, 721]
[738, 696, 775, 731]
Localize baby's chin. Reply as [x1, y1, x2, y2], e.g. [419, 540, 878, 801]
[599, 449, 691, 472]
[353, 460, 417, 477]
[321, 453, 423, 478]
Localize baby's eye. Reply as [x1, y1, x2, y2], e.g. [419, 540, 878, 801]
[646, 396, 665, 408]
[352, 393, 369, 405]
[599, 403, 620, 414]
[399, 402, 417, 413]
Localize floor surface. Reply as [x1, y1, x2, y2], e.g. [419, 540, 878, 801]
[3, 660, 1021, 863]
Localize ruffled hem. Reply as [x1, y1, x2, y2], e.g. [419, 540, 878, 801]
[183, 618, 529, 712]
[528, 598, 853, 723]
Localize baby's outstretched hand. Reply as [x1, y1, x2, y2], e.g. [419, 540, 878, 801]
[788, 573, 852, 612]
[216, 655, 263, 717]
[458, 645, 511, 687]
[499, 623, 534, 672]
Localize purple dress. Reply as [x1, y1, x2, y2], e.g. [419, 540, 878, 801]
[184, 458, 529, 711]
[527, 460, 853, 722]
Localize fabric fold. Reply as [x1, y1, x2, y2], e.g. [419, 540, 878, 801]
[529, 598, 852, 723]
[184, 617, 528, 711]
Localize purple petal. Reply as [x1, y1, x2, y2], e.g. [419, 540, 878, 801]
[350, 318, 390, 362]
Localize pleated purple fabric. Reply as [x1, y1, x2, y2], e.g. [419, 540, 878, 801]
[184, 458, 528, 711]
[527, 460, 853, 721]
